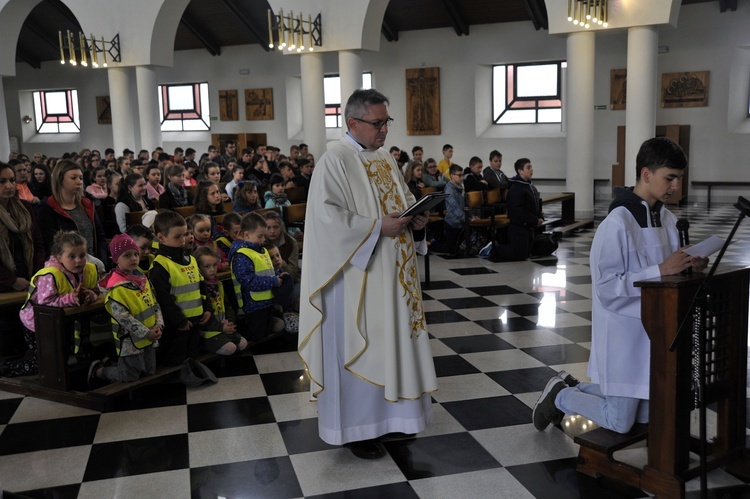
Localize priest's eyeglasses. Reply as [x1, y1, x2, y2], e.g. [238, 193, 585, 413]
[352, 117, 394, 130]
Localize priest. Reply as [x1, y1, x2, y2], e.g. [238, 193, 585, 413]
[298, 89, 437, 459]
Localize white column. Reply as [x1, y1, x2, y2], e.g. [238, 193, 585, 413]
[0, 78, 10, 161]
[338, 50, 362, 136]
[300, 52, 325, 160]
[624, 27, 658, 186]
[565, 31, 595, 220]
[135, 65, 162, 153]
[107, 67, 136, 155]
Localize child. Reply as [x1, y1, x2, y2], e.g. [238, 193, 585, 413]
[216, 212, 242, 257]
[437, 143, 453, 178]
[403, 160, 425, 192]
[533, 137, 709, 434]
[85, 166, 108, 203]
[189, 213, 229, 271]
[267, 243, 299, 333]
[149, 210, 213, 366]
[263, 173, 290, 210]
[233, 181, 262, 213]
[225, 165, 244, 200]
[193, 246, 248, 355]
[89, 234, 163, 383]
[125, 223, 156, 275]
[229, 213, 286, 341]
[194, 180, 225, 239]
[159, 164, 191, 210]
[431, 164, 476, 254]
[144, 164, 164, 201]
[1, 231, 99, 377]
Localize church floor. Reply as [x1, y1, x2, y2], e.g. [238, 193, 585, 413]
[1, 201, 750, 498]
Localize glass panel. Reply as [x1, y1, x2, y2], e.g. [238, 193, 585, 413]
[58, 122, 79, 133]
[498, 109, 537, 124]
[362, 73, 372, 89]
[71, 90, 80, 128]
[324, 116, 338, 128]
[161, 120, 182, 132]
[324, 76, 340, 105]
[168, 85, 195, 111]
[45, 91, 68, 114]
[38, 122, 58, 134]
[492, 65, 506, 121]
[182, 119, 208, 131]
[516, 64, 558, 98]
[538, 109, 562, 123]
[33, 92, 43, 128]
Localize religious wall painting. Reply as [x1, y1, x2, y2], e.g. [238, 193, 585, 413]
[245, 88, 274, 120]
[96, 96, 111, 124]
[405, 67, 440, 135]
[610, 69, 627, 110]
[219, 90, 239, 121]
[661, 71, 709, 108]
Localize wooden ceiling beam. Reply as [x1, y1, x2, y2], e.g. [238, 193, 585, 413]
[381, 14, 398, 42]
[439, 0, 469, 36]
[180, 14, 221, 56]
[220, 0, 269, 51]
[523, 0, 548, 30]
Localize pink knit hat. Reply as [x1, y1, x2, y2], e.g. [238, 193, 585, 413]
[109, 234, 139, 263]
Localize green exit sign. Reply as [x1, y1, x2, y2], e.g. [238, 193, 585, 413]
[594, 105, 607, 110]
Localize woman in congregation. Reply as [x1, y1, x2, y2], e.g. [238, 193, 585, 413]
[193, 180, 225, 239]
[232, 181, 262, 213]
[0, 162, 45, 293]
[159, 164, 192, 210]
[36, 159, 108, 268]
[114, 173, 155, 234]
[29, 163, 53, 201]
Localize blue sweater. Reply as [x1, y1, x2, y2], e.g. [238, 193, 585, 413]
[228, 240, 278, 313]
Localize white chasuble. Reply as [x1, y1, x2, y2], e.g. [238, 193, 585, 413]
[298, 135, 437, 444]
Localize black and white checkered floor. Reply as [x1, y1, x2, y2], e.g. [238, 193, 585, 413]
[2, 201, 750, 498]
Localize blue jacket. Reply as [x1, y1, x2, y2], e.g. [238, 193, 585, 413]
[228, 240, 277, 313]
[443, 181, 466, 229]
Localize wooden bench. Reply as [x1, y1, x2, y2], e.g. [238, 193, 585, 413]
[574, 424, 649, 487]
[540, 192, 594, 236]
[0, 272, 241, 411]
[691, 181, 750, 210]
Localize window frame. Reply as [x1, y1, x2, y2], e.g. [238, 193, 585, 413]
[324, 73, 372, 129]
[158, 82, 211, 132]
[32, 89, 81, 134]
[492, 61, 564, 125]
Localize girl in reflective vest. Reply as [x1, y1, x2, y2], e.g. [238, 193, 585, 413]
[89, 234, 163, 384]
[193, 246, 247, 355]
[228, 213, 287, 342]
[1, 231, 99, 377]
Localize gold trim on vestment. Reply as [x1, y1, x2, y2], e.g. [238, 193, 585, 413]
[297, 218, 378, 398]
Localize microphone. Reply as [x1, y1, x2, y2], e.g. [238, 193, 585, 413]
[676, 218, 690, 247]
[676, 218, 691, 275]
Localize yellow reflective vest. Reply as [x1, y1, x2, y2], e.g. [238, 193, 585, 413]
[232, 247, 275, 303]
[23, 263, 98, 354]
[153, 254, 204, 318]
[105, 280, 158, 355]
[201, 284, 226, 339]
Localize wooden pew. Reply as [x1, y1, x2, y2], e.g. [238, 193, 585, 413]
[541, 192, 594, 236]
[691, 181, 750, 210]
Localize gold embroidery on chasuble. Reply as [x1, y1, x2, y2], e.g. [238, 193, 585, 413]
[362, 156, 426, 338]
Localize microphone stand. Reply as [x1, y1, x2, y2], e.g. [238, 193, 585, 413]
[669, 196, 750, 499]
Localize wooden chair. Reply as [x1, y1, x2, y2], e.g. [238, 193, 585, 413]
[255, 207, 281, 218]
[464, 190, 508, 254]
[213, 214, 225, 225]
[285, 203, 306, 232]
[173, 206, 195, 219]
[286, 186, 306, 204]
[186, 185, 197, 201]
[222, 201, 234, 213]
[420, 186, 438, 197]
[126, 210, 147, 228]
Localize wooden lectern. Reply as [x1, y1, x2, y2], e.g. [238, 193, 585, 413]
[576, 267, 750, 498]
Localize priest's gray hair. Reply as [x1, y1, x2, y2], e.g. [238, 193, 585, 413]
[344, 89, 390, 124]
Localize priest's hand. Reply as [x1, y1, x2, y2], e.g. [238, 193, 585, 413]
[410, 211, 429, 231]
[381, 212, 412, 237]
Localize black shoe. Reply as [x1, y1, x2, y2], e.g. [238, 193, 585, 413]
[557, 370, 580, 387]
[344, 439, 385, 459]
[379, 432, 416, 441]
[532, 377, 566, 431]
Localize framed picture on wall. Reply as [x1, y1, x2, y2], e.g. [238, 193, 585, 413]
[610, 69, 627, 110]
[405, 67, 440, 135]
[219, 90, 239, 121]
[661, 71, 709, 108]
[96, 96, 111, 124]
[245, 88, 274, 120]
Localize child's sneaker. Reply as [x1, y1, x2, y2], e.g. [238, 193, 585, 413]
[532, 376, 566, 431]
[87, 360, 103, 387]
[478, 241, 493, 257]
[557, 370, 580, 387]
